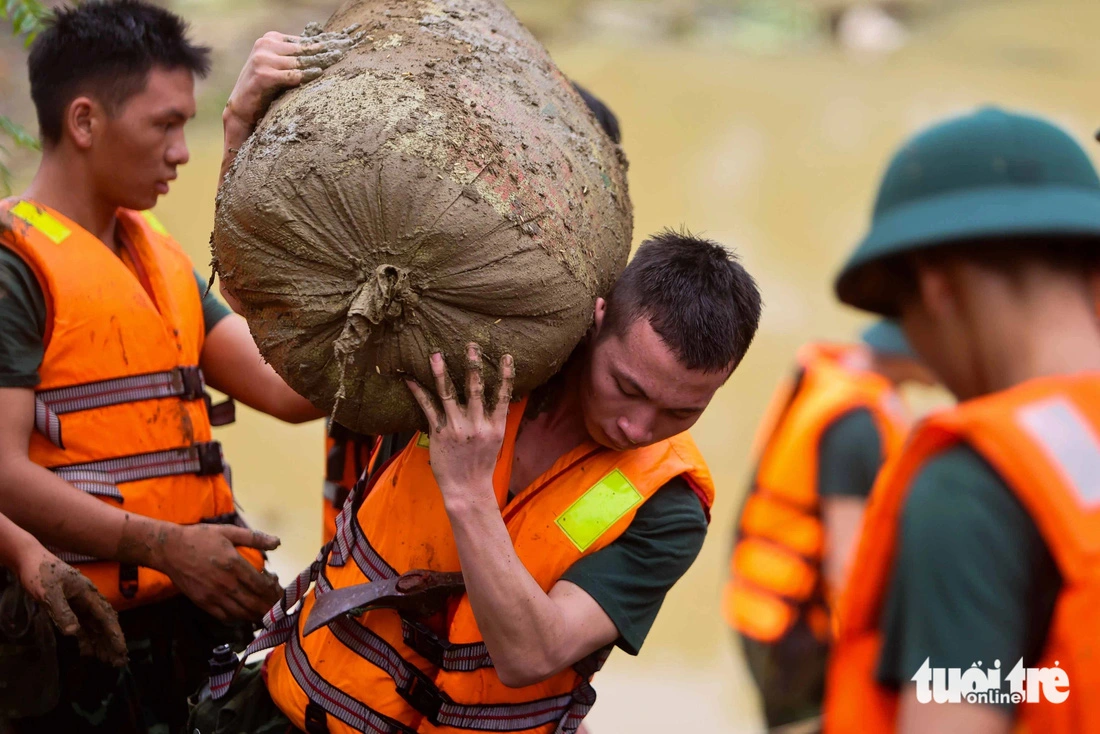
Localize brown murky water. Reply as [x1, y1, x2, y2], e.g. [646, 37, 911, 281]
[13, 0, 1100, 730]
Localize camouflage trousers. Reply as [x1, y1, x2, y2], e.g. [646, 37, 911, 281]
[3, 595, 253, 734]
[187, 661, 297, 734]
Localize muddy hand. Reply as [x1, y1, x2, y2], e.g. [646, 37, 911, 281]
[224, 23, 365, 132]
[406, 344, 515, 502]
[159, 524, 282, 624]
[19, 550, 128, 667]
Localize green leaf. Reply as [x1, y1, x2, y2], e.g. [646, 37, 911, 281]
[0, 116, 40, 152]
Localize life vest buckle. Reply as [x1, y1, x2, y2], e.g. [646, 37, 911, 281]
[397, 671, 445, 723]
[402, 618, 448, 668]
[195, 441, 226, 477]
[178, 366, 206, 401]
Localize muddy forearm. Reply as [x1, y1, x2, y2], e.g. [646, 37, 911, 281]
[0, 511, 43, 571]
[0, 459, 169, 568]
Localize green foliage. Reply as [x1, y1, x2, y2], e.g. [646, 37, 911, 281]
[1, 0, 48, 46]
[0, 0, 50, 193]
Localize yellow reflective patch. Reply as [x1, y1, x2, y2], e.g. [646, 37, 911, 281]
[555, 469, 643, 552]
[140, 210, 169, 236]
[416, 433, 430, 449]
[10, 201, 70, 244]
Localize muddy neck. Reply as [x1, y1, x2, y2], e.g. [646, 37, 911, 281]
[517, 351, 591, 447]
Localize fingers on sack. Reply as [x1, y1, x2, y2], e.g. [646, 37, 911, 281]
[301, 21, 324, 38]
[428, 352, 458, 410]
[297, 68, 324, 85]
[495, 354, 515, 419]
[296, 49, 346, 71]
[406, 379, 443, 431]
[466, 343, 485, 411]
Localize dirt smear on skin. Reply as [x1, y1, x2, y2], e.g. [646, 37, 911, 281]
[213, 0, 632, 434]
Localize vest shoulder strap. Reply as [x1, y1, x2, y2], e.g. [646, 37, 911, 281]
[946, 377, 1100, 581]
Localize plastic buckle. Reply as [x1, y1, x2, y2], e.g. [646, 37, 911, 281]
[195, 441, 226, 477]
[204, 394, 236, 427]
[118, 564, 139, 600]
[304, 701, 329, 734]
[403, 620, 448, 668]
[178, 366, 206, 401]
[397, 673, 444, 723]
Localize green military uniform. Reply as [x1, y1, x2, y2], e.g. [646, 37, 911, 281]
[827, 106, 1100, 713]
[875, 446, 1061, 708]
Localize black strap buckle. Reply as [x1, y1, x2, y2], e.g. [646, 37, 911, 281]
[204, 393, 236, 426]
[397, 672, 445, 723]
[402, 619, 448, 669]
[304, 701, 329, 734]
[178, 366, 206, 401]
[195, 441, 226, 477]
[118, 564, 139, 599]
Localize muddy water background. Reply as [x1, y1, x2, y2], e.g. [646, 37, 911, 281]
[5, 0, 1100, 730]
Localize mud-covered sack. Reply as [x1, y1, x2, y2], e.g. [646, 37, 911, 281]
[213, 0, 632, 434]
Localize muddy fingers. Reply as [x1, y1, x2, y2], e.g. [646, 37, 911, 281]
[296, 49, 347, 71]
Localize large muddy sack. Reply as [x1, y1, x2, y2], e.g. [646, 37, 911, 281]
[213, 0, 632, 434]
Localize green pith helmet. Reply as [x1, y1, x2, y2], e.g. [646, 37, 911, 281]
[860, 319, 915, 359]
[835, 106, 1100, 315]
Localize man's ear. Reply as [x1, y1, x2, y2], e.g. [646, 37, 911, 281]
[913, 261, 956, 322]
[65, 96, 99, 150]
[592, 297, 607, 337]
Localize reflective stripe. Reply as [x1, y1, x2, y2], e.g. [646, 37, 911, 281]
[314, 572, 586, 732]
[211, 545, 330, 700]
[341, 510, 398, 582]
[286, 629, 413, 734]
[401, 620, 493, 671]
[49, 443, 227, 564]
[555, 469, 643, 552]
[10, 200, 70, 244]
[1017, 397, 1100, 509]
[49, 548, 99, 564]
[52, 441, 223, 489]
[139, 210, 169, 236]
[34, 366, 206, 449]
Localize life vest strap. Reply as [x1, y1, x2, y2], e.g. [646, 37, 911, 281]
[285, 629, 417, 734]
[313, 571, 590, 732]
[330, 493, 397, 581]
[402, 618, 493, 671]
[34, 366, 209, 449]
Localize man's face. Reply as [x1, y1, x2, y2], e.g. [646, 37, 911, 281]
[580, 300, 730, 450]
[88, 66, 195, 211]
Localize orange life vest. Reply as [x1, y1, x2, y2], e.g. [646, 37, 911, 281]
[255, 396, 714, 734]
[824, 374, 1100, 734]
[322, 422, 376, 544]
[0, 199, 262, 610]
[724, 343, 910, 645]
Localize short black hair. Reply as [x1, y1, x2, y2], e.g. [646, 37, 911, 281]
[573, 83, 621, 145]
[602, 230, 762, 373]
[28, 0, 211, 145]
